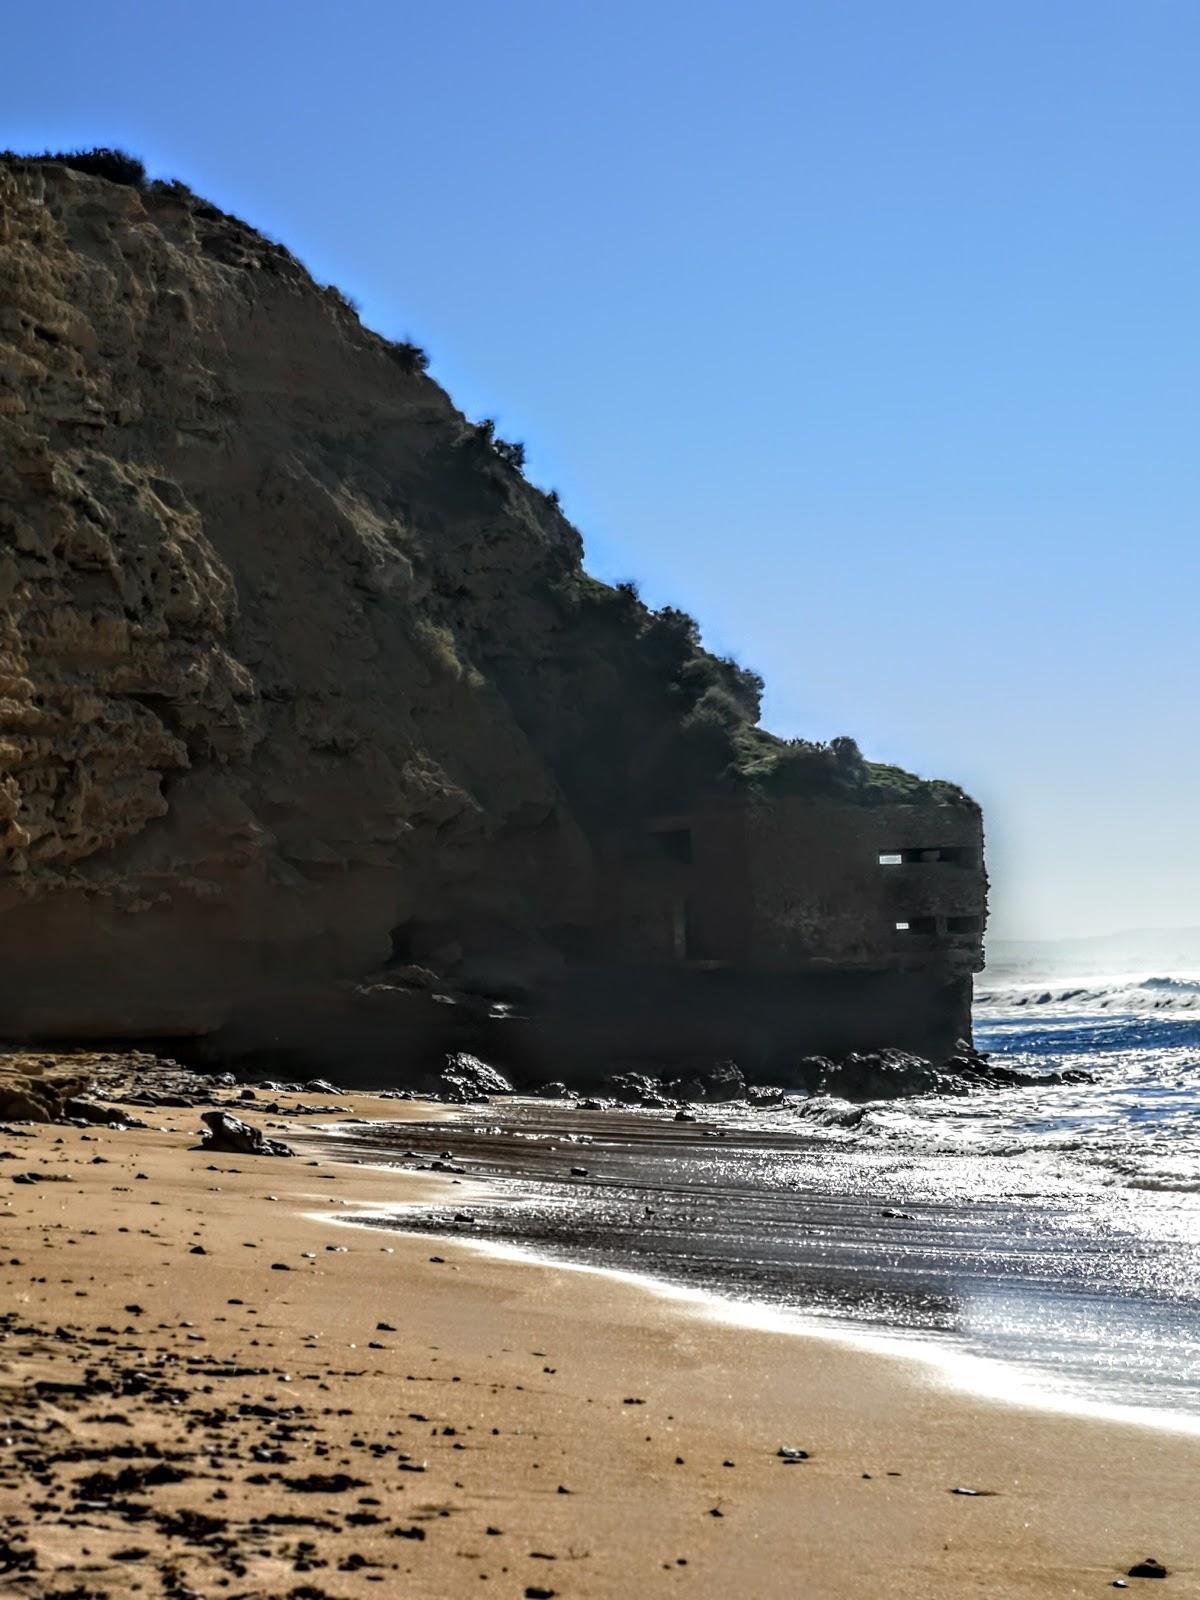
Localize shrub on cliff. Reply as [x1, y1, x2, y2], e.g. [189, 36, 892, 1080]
[324, 285, 360, 316]
[493, 436, 526, 470]
[463, 418, 528, 472]
[1, 146, 146, 187]
[388, 339, 430, 374]
[736, 729, 971, 806]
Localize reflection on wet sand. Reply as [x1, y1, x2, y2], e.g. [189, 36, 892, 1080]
[315, 1100, 1200, 1421]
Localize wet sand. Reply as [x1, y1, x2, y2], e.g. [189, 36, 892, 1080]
[2, 1087, 1197, 1599]
[322, 1102, 1200, 1423]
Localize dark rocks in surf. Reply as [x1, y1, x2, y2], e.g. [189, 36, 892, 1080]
[748, 1084, 785, 1106]
[777, 1042, 1095, 1103]
[819, 1049, 968, 1101]
[594, 1057, 745, 1107]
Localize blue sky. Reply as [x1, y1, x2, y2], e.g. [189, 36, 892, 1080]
[5, 0, 1197, 940]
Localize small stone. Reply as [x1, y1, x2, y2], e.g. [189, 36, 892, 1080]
[1127, 1559, 1167, 1579]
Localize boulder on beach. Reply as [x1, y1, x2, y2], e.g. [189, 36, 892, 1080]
[438, 1053, 515, 1102]
[198, 1110, 294, 1157]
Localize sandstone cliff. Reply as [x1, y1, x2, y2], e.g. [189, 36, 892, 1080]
[0, 152, 978, 1070]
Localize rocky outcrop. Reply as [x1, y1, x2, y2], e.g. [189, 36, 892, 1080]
[0, 1056, 90, 1121]
[780, 1044, 1091, 1102]
[0, 154, 984, 1075]
[0, 157, 606, 1042]
[437, 1052, 515, 1102]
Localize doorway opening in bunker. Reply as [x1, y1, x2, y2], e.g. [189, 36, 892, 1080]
[672, 898, 689, 961]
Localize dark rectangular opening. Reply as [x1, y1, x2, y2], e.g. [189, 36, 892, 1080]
[880, 846, 976, 867]
[946, 914, 982, 934]
[651, 827, 693, 864]
[895, 915, 938, 936]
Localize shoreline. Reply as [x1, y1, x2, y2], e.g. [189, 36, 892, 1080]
[313, 1188, 1200, 1443]
[307, 1104, 1200, 1439]
[3, 1087, 1198, 1597]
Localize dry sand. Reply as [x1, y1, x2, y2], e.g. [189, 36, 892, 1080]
[1, 1088, 1197, 1599]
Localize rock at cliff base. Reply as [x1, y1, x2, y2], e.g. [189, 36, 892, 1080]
[665, 1059, 746, 1102]
[62, 1098, 149, 1130]
[198, 1111, 294, 1158]
[602, 1071, 673, 1108]
[0, 1062, 91, 1122]
[437, 1053, 514, 1102]
[819, 1050, 969, 1101]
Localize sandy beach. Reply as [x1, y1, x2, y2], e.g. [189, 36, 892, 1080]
[2, 1085, 1197, 1599]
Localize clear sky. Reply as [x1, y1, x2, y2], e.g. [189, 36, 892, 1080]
[5, 0, 1197, 939]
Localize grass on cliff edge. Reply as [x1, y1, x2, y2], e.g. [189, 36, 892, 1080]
[733, 727, 973, 808]
[573, 577, 973, 810]
[1, 146, 147, 186]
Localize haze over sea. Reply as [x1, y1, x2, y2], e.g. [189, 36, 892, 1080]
[323, 929, 1200, 1431]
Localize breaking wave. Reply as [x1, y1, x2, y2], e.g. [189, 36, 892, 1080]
[976, 975, 1200, 1012]
[764, 973, 1200, 1209]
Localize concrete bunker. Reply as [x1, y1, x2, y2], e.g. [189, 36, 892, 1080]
[591, 790, 988, 1063]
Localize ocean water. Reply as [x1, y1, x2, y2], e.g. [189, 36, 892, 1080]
[325, 971, 1200, 1429]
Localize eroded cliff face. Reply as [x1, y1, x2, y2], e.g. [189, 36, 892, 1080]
[0, 157, 983, 1069]
[0, 159, 601, 1038]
